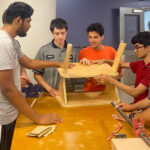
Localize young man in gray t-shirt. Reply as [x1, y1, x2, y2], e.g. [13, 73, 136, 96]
[0, 2, 64, 149]
[33, 18, 78, 97]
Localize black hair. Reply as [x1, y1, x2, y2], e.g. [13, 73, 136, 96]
[50, 18, 68, 32]
[131, 31, 150, 47]
[2, 10, 7, 24]
[87, 23, 104, 36]
[2, 2, 34, 24]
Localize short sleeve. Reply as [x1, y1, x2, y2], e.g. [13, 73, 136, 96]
[148, 83, 150, 100]
[15, 40, 24, 59]
[130, 61, 138, 73]
[0, 40, 15, 70]
[141, 71, 150, 88]
[33, 48, 44, 75]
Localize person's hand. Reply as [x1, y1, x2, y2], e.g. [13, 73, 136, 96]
[90, 59, 105, 65]
[58, 62, 76, 68]
[80, 58, 91, 65]
[94, 74, 112, 85]
[112, 114, 126, 122]
[67, 63, 76, 68]
[36, 113, 63, 125]
[20, 75, 31, 88]
[47, 87, 59, 97]
[118, 102, 133, 112]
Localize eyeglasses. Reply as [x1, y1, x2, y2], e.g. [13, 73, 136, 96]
[134, 46, 145, 50]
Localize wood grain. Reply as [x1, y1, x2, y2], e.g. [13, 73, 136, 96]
[111, 138, 150, 150]
[58, 63, 118, 78]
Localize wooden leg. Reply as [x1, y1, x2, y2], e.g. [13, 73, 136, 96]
[57, 77, 67, 105]
[104, 84, 120, 104]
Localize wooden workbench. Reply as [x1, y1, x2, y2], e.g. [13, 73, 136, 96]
[11, 93, 149, 150]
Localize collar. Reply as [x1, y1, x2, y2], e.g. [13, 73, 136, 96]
[51, 39, 67, 49]
[142, 60, 150, 70]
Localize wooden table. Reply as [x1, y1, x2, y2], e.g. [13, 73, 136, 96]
[11, 93, 149, 150]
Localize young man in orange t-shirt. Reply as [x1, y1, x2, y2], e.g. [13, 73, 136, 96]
[78, 23, 123, 91]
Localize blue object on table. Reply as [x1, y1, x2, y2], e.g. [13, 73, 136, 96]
[21, 83, 44, 97]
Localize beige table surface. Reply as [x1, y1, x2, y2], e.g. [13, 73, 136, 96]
[11, 93, 150, 150]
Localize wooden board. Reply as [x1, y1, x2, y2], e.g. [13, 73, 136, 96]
[13, 96, 148, 150]
[56, 84, 120, 107]
[58, 63, 118, 78]
[58, 77, 67, 104]
[111, 138, 150, 150]
[112, 43, 126, 73]
[63, 44, 72, 74]
[57, 42, 126, 78]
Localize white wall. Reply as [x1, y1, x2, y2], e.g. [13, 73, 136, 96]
[0, 0, 56, 83]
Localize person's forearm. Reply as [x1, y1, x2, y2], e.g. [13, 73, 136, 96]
[19, 55, 62, 70]
[103, 60, 130, 70]
[119, 62, 130, 68]
[2, 85, 40, 123]
[109, 79, 139, 97]
[130, 99, 150, 110]
[28, 59, 61, 69]
[21, 67, 27, 76]
[34, 73, 51, 91]
[103, 59, 114, 65]
[135, 107, 150, 123]
[114, 70, 123, 80]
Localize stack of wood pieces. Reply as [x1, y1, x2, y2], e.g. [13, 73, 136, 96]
[27, 125, 56, 137]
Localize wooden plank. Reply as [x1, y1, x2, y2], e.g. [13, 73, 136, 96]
[58, 63, 118, 78]
[57, 77, 67, 104]
[56, 84, 120, 107]
[111, 138, 150, 150]
[63, 44, 72, 74]
[56, 44, 72, 105]
[112, 43, 126, 73]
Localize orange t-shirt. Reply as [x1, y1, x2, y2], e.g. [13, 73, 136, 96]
[78, 45, 118, 91]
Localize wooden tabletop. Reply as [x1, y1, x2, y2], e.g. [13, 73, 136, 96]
[11, 93, 149, 150]
[57, 63, 118, 78]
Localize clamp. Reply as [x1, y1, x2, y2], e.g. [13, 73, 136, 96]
[114, 133, 126, 138]
[132, 118, 146, 137]
[106, 122, 122, 141]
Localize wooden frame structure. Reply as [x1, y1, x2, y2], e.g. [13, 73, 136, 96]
[56, 43, 126, 107]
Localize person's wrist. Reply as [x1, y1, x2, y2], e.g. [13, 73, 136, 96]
[108, 77, 114, 84]
[45, 86, 52, 93]
[103, 59, 106, 63]
[57, 62, 62, 68]
[119, 62, 123, 68]
[49, 87, 53, 93]
[128, 104, 135, 111]
[33, 113, 41, 124]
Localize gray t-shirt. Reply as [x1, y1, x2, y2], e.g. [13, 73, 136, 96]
[33, 41, 78, 91]
[0, 30, 23, 125]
